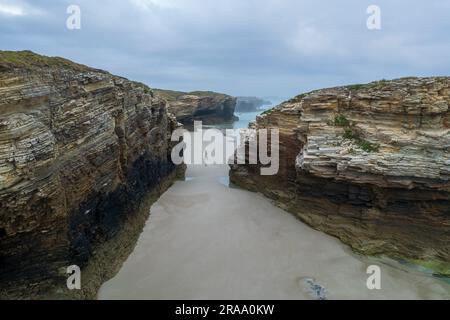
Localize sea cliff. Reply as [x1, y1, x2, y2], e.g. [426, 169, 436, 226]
[155, 89, 237, 126]
[0, 51, 185, 298]
[230, 77, 450, 275]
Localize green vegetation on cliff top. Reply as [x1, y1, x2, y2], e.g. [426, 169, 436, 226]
[0, 50, 93, 72]
[0, 51, 228, 102]
[286, 79, 393, 104]
[346, 79, 389, 91]
[154, 88, 228, 101]
[152, 89, 185, 101]
[188, 90, 227, 98]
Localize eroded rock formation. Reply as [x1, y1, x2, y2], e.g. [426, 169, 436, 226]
[154, 89, 238, 126]
[0, 51, 185, 299]
[230, 77, 450, 275]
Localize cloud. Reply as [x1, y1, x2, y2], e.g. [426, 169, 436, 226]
[0, 0, 449, 97]
[0, 0, 45, 17]
[0, 3, 24, 16]
[287, 25, 332, 56]
[130, 0, 178, 10]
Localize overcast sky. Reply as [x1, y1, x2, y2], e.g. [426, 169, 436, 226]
[1, 0, 450, 98]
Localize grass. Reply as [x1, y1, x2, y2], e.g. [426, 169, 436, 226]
[343, 127, 380, 153]
[346, 79, 390, 91]
[286, 92, 309, 104]
[132, 82, 153, 96]
[409, 259, 450, 277]
[260, 108, 274, 116]
[329, 114, 350, 127]
[143, 87, 152, 94]
[280, 78, 393, 106]
[154, 89, 228, 102]
[153, 89, 186, 101]
[342, 127, 357, 140]
[357, 139, 380, 153]
[329, 114, 380, 153]
[0, 50, 92, 71]
[187, 91, 227, 98]
[347, 84, 366, 91]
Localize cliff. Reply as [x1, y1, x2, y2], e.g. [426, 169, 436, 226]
[154, 89, 238, 126]
[236, 96, 272, 112]
[0, 51, 185, 299]
[230, 77, 450, 276]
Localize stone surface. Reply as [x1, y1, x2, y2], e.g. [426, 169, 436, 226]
[0, 51, 185, 299]
[154, 89, 237, 126]
[230, 77, 450, 275]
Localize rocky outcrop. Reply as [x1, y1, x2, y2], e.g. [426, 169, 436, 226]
[236, 97, 272, 112]
[0, 51, 185, 299]
[154, 89, 238, 126]
[230, 77, 450, 275]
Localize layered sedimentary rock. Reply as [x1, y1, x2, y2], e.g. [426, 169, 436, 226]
[230, 77, 450, 275]
[0, 51, 185, 298]
[154, 89, 238, 126]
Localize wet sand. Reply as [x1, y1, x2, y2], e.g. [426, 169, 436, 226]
[98, 164, 450, 300]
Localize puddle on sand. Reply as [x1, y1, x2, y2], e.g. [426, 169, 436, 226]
[98, 164, 450, 300]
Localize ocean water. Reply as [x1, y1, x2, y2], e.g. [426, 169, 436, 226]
[98, 111, 450, 300]
[205, 105, 275, 130]
[233, 110, 265, 129]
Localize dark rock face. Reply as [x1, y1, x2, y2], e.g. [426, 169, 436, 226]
[236, 97, 271, 112]
[0, 51, 185, 298]
[68, 155, 176, 267]
[165, 94, 238, 126]
[230, 78, 450, 275]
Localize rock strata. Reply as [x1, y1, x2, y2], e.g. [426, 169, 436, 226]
[0, 51, 185, 299]
[155, 89, 238, 126]
[230, 77, 450, 275]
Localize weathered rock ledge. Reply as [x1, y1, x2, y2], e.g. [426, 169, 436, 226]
[0, 51, 185, 299]
[154, 89, 238, 126]
[230, 77, 450, 275]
